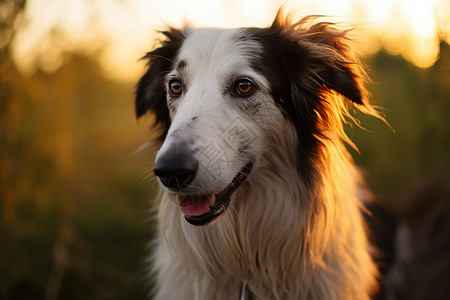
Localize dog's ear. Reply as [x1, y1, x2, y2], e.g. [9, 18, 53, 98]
[317, 60, 364, 105]
[270, 12, 367, 106]
[135, 28, 185, 140]
[302, 22, 367, 105]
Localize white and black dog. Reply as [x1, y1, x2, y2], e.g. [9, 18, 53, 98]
[135, 9, 381, 300]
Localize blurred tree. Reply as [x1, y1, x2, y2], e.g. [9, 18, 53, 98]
[0, 0, 27, 224]
[1, 1, 153, 298]
[1, 1, 29, 297]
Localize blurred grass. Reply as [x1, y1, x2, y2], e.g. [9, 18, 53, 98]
[1, 5, 449, 298]
[1, 52, 159, 299]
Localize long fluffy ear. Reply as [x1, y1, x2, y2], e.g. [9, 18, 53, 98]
[135, 28, 185, 140]
[249, 10, 381, 180]
[302, 22, 366, 105]
[271, 11, 368, 106]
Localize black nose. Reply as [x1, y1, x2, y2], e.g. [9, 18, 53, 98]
[154, 153, 198, 189]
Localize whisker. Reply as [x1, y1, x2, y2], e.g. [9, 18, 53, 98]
[143, 54, 175, 64]
[138, 173, 155, 188]
[131, 142, 154, 157]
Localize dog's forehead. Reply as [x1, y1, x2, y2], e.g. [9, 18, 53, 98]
[175, 27, 261, 74]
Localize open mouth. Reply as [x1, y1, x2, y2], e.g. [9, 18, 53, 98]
[177, 162, 253, 226]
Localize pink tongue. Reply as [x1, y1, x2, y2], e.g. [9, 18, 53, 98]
[178, 195, 211, 217]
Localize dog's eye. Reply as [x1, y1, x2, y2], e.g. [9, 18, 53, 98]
[236, 79, 254, 95]
[169, 80, 183, 96]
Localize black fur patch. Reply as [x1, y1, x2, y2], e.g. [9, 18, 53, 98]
[135, 28, 185, 141]
[243, 22, 365, 182]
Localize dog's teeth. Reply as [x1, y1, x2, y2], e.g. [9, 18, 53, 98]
[209, 195, 215, 207]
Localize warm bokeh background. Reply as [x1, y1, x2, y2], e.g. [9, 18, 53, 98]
[1, 0, 449, 299]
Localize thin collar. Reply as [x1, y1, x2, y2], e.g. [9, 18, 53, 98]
[240, 281, 252, 300]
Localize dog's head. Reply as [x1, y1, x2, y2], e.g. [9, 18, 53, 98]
[136, 10, 374, 226]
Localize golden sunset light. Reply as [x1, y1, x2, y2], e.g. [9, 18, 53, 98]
[2, 0, 450, 299]
[11, 0, 450, 81]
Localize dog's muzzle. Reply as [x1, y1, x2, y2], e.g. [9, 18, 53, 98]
[183, 161, 253, 226]
[154, 148, 253, 226]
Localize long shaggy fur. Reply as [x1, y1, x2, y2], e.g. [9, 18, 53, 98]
[136, 9, 380, 300]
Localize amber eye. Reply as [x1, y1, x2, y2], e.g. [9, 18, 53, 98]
[169, 80, 182, 96]
[236, 79, 254, 95]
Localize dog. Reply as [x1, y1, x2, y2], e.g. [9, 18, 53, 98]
[135, 9, 381, 300]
